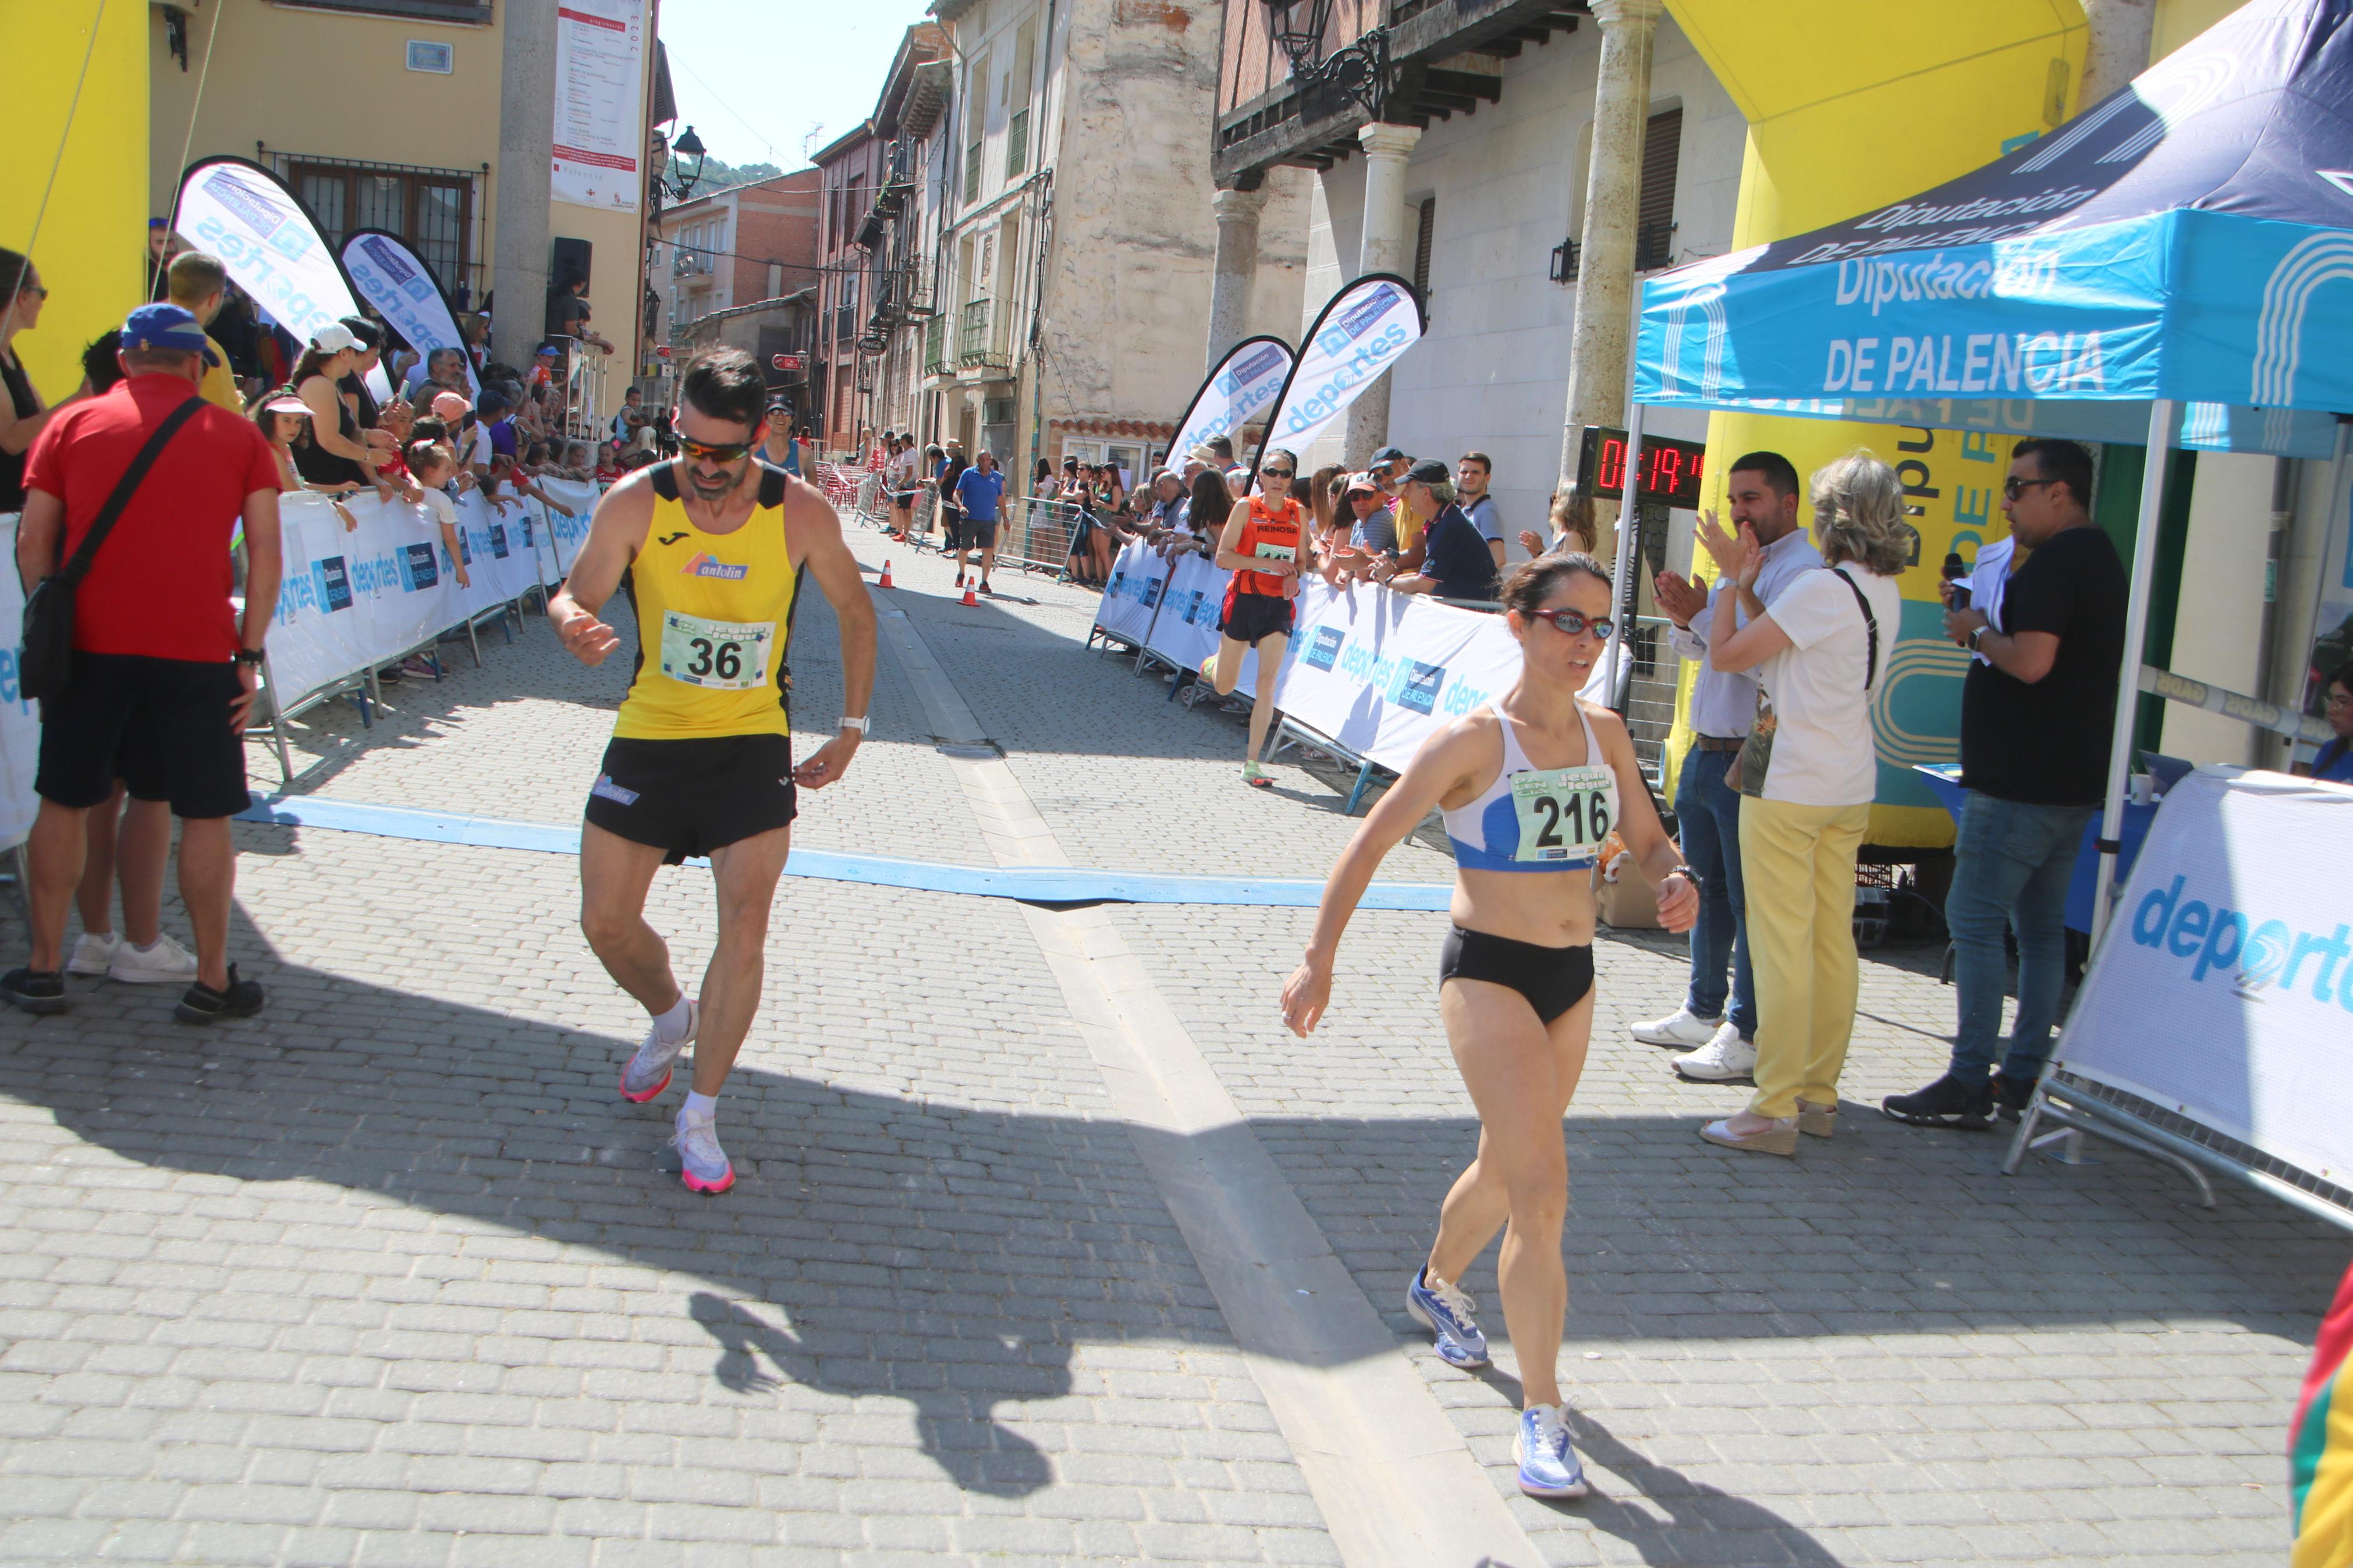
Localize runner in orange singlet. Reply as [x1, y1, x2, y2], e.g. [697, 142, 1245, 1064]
[1201, 447, 1304, 787]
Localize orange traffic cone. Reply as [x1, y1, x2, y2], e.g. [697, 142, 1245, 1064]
[961, 578, 979, 607]
[879, 559, 895, 588]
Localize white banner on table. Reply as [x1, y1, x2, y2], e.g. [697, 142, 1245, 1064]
[1257, 274, 1424, 464]
[1093, 541, 1169, 646]
[1270, 578, 1615, 773]
[552, 0, 648, 213]
[2054, 767, 2353, 1190]
[173, 157, 391, 401]
[1169, 336, 1295, 464]
[0, 517, 39, 851]
[342, 230, 480, 398]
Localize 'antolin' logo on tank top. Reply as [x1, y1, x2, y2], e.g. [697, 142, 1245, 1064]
[680, 553, 749, 581]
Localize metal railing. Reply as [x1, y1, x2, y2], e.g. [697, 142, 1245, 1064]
[989, 495, 1084, 574]
[958, 298, 993, 367]
[924, 314, 949, 375]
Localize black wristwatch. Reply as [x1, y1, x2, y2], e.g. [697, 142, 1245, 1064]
[234, 647, 265, 667]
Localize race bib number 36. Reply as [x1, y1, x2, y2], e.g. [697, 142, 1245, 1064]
[1511, 766, 1613, 863]
[659, 611, 775, 690]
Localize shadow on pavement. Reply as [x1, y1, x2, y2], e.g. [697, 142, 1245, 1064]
[3, 906, 2340, 1539]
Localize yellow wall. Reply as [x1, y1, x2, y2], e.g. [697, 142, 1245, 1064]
[10, 1, 148, 403]
[148, 2, 651, 419]
[1662, 2, 2091, 848]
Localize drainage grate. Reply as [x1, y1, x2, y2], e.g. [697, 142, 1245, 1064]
[935, 741, 1004, 759]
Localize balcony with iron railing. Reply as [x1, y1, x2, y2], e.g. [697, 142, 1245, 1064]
[957, 297, 1009, 371]
[924, 313, 950, 377]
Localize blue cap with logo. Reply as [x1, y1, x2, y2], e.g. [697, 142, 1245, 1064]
[120, 303, 221, 365]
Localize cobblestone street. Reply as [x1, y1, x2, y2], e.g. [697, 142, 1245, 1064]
[0, 523, 2343, 1567]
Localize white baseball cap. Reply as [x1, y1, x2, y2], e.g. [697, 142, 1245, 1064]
[309, 323, 364, 354]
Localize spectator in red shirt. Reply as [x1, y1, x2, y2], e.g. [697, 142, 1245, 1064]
[3, 304, 284, 1023]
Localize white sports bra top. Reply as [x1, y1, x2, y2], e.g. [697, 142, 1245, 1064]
[1442, 703, 1620, 873]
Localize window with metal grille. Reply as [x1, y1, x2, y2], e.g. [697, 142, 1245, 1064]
[1411, 197, 1436, 298]
[1635, 106, 1681, 271]
[288, 158, 473, 294]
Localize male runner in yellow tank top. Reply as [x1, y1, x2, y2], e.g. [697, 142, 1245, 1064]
[549, 347, 876, 1194]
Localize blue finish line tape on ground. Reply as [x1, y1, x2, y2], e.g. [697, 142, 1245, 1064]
[235, 794, 1453, 911]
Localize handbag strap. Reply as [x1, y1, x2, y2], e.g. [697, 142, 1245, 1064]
[55, 394, 207, 589]
[1829, 566, 1882, 691]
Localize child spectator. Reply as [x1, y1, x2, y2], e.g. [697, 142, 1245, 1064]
[407, 440, 470, 591]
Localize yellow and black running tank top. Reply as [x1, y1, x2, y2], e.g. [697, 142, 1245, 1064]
[613, 461, 799, 741]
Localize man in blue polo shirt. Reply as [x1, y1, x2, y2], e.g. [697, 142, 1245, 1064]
[953, 449, 1006, 597]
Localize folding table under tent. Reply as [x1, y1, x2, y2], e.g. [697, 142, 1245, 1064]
[1613, 0, 2353, 1226]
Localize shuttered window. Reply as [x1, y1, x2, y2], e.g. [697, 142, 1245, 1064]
[1636, 108, 1681, 271]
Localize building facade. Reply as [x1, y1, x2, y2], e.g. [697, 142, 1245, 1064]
[910, 0, 1308, 482]
[651, 169, 822, 407]
[147, 0, 663, 427]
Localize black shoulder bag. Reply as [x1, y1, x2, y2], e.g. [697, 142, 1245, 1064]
[20, 396, 205, 703]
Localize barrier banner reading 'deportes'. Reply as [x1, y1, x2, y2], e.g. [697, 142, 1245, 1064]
[1169, 336, 1296, 464]
[1272, 580, 1614, 773]
[342, 232, 480, 398]
[173, 157, 391, 401]
[1093, 541, 1170, 648]
[268, 478, 596, 708]
[1257, 274, 1425, 462]
[2055, 767, 2353, 1191]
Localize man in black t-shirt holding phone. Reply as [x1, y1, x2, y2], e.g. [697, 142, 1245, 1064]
[1885, 438, 2126, 1131]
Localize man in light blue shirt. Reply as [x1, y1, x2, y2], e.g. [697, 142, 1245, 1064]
[1635, 450, 1823, 1083]
[953, 449, 1007, 596]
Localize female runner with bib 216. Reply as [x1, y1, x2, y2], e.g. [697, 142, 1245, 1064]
[1282, 552, 1699, 1498]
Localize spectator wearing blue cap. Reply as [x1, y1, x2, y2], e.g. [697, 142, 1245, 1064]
[3, 303, 284, 1024]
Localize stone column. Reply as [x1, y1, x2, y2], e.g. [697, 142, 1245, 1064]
[1554, 0, 1663, 545]
[1206, 184, 1269, 371]
[1343, 120, 1422, 468]
[493, 0, 556, 370]
[2079, 0, 2156, 106]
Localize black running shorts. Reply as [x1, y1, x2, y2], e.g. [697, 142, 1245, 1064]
[583, 733, 798, 864]
[35, 652, 250, 819]
[1219, 589, 1294, 646]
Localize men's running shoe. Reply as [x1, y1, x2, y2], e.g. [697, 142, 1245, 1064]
[1989, 1069, 2036, 1123]
[671, 1112, 735, 1194]
[67, 932, 120, 977]
[619, 1001, 697, 1103]
[108, 934, 200, 986]
[1672, 1023, 1757, 1084]
[1630, 1005, 1720, 1047]
[173, 965, 265, 1025]
[1404, 1266, 1489, 1369]
[1881, 1073, 1995, 1130]
[1514, 1405, 1590, 1499]
[1, 968, 69, 1016]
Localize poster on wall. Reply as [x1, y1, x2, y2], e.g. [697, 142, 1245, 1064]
[552, 0, 648, 213]
[173, 157, 391, 401]
[341, 231, 480, 398]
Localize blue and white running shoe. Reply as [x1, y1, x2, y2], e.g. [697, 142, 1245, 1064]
[1404, 1265, 1489, 1368]
[1514, 1404, 1589, 1499]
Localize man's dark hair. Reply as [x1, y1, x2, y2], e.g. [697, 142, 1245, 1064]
[1460, 450, 1493, 471]
[677, 347, 765, 433]
[2328, 659, 2353, 696]
[1727, 450, 1801, 499]
[338, 315, 384, 351]
[2013, 438, 2095, 511]
[81, 330, 126, 394]
[1207, 435, 1234, 461]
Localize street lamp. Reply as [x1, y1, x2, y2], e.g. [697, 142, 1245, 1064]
[668, 125, 708, 202]
[1260, 0, 1390, 125]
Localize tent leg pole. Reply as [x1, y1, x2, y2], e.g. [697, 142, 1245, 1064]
[2089, 399, 2175, 952]
[1604, 401, 1646, 714]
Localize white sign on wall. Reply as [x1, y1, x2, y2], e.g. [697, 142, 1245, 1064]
[552, 0, 648, 214]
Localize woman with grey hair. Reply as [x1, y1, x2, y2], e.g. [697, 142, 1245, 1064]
[1687, 450, 1908, 1156]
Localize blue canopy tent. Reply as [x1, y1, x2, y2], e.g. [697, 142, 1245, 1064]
[1616, 0, 2353, 941]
